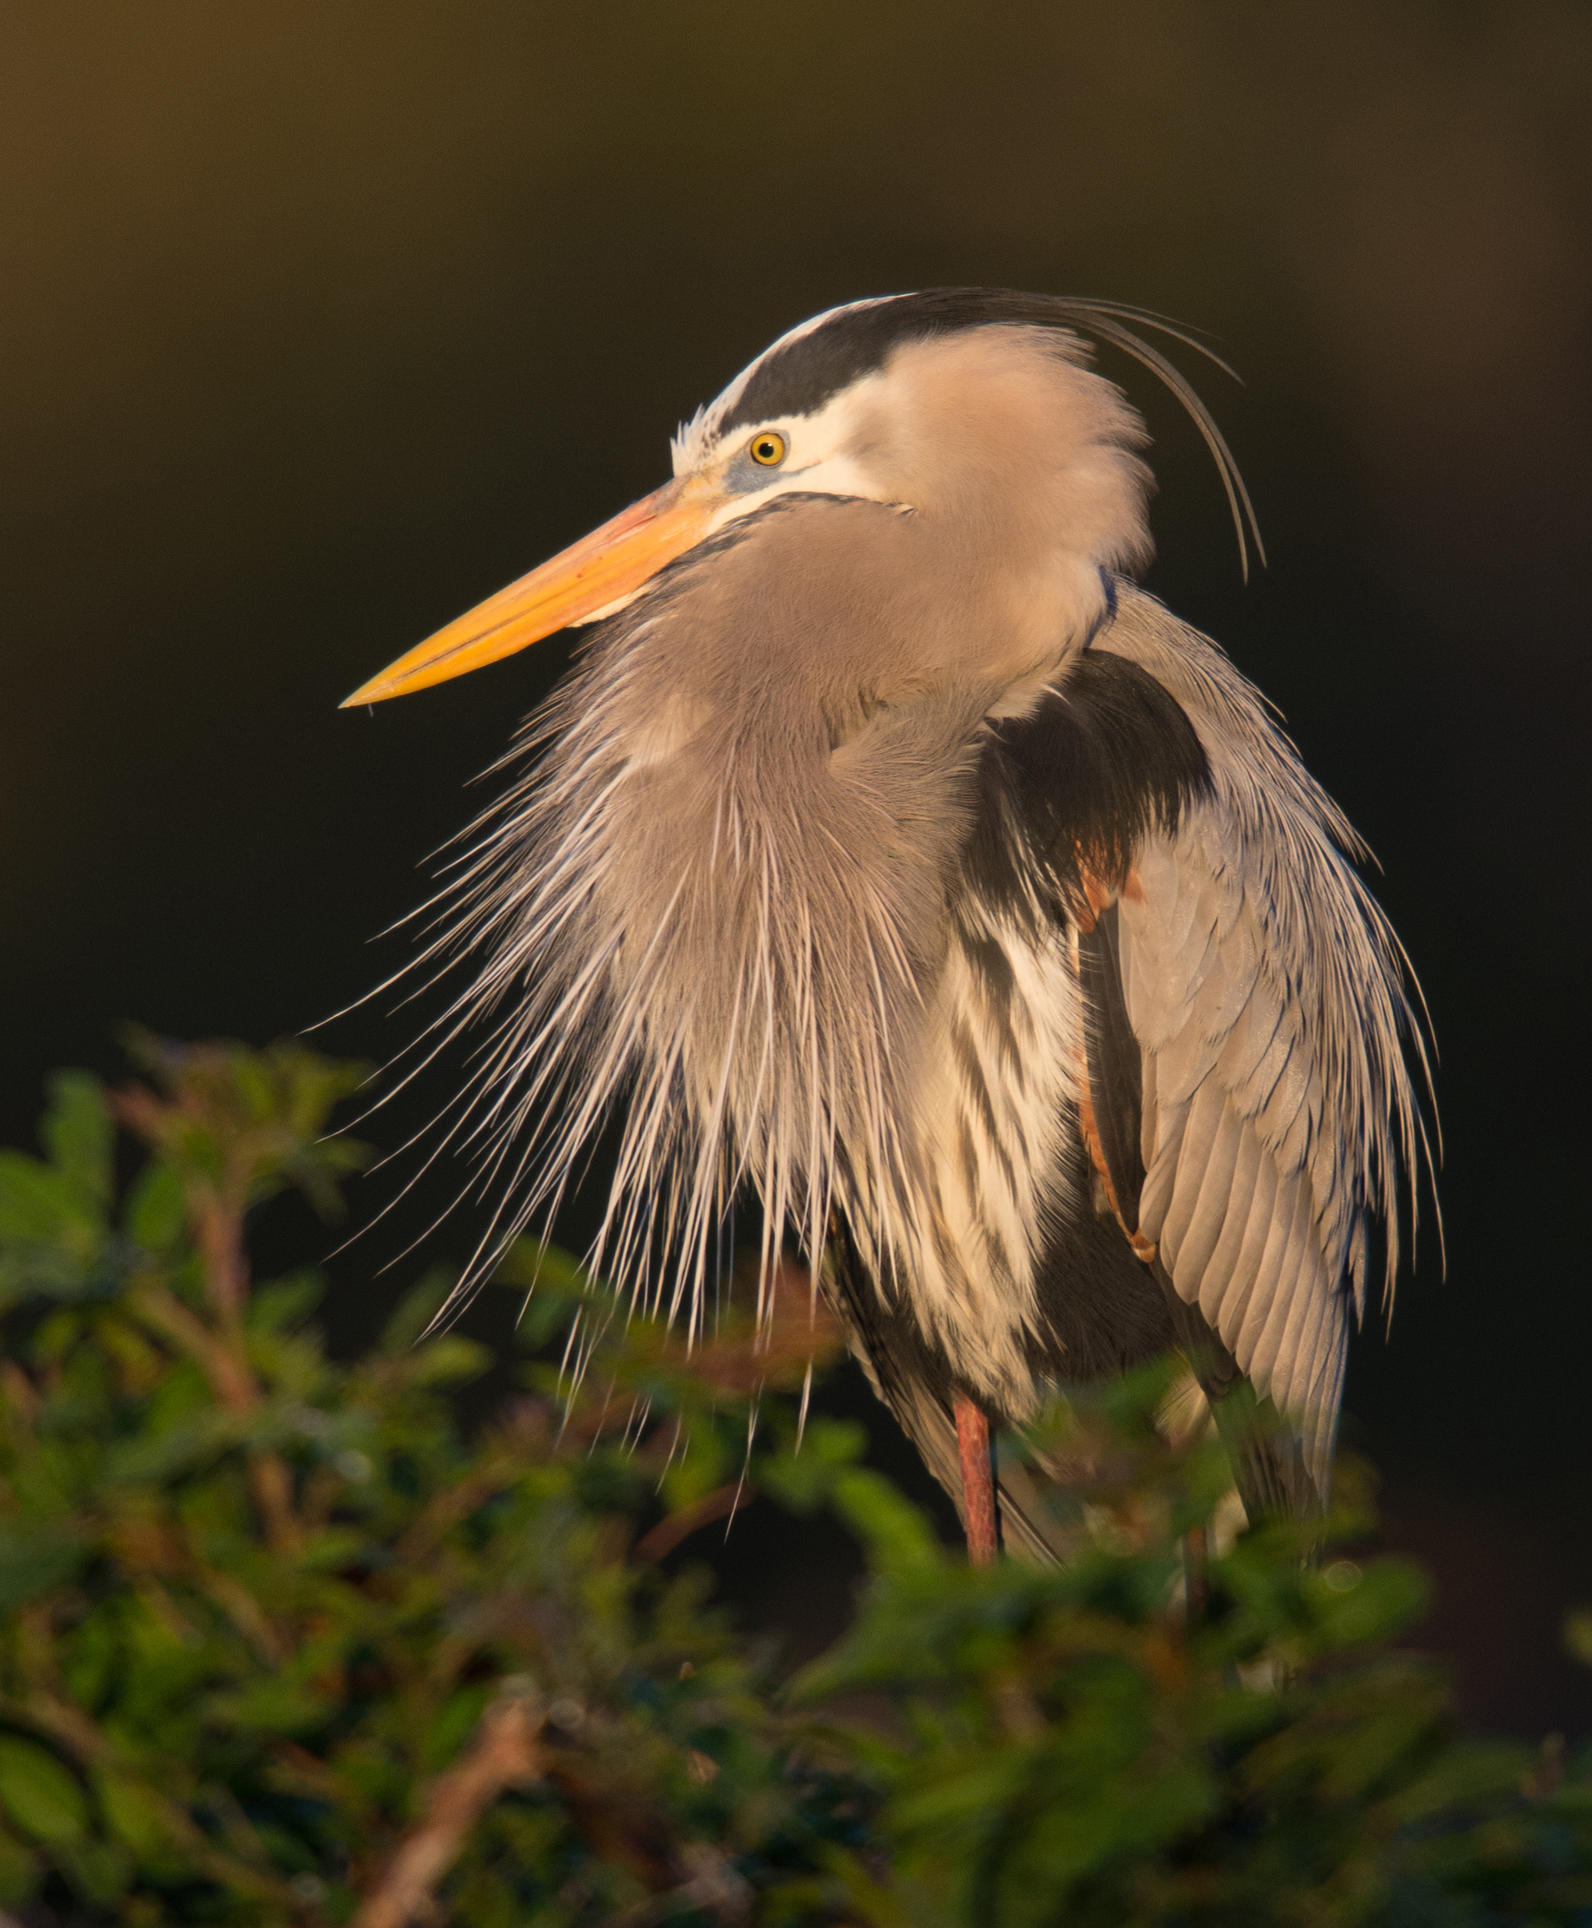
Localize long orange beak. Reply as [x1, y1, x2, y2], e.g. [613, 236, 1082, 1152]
[341, 478, 716, 706]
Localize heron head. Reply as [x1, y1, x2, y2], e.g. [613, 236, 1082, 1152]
[343, 291, 1247, 708]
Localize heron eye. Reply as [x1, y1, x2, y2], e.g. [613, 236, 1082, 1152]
[748, 430, 787, 467]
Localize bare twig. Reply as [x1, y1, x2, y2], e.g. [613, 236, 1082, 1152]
[354, 1694, 544, 1928]
[633, 1482, 754, 1564]
[129, 1279, 255, 1410]
[1524, 1731, 1567, 1800]
[394, 1413, 548, 1567]
[183, 1182, 306, 1550]
[115, 1071, 305, 1557]
[131, 1277, 301, 1552]
[192, 1193, 251, 1324]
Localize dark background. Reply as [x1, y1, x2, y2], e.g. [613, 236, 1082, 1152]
[3, 4, 1588, 1731]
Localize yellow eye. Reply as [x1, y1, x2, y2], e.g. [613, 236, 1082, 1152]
[748, 429, 787, 467]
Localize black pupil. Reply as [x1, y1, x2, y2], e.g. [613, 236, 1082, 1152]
[758, 438, 776, 459]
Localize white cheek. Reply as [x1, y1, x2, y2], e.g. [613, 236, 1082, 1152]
[575, 455, 893, 625]
[704, 485, 780, 536]
[787, 452, 890, 504]
[703, 455, 895, 538]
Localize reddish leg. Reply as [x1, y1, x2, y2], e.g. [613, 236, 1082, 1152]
[953, 1392, 999, 1565]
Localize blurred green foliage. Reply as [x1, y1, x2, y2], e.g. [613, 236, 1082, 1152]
[0, 1040, 1590, 1925]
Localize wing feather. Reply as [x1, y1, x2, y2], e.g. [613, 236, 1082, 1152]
[1082, 588, 1430, 1502]
[1243, 1181, 1318, 1389]
[1156, 1087, 1241, 1264]
[1138, 1110, 1182, 1231]
[1200, 1137, 1275, 1332]
[1172, 1102, 1247, 1284]
[1214, 977, 1286, 1099]
[1234, 1151, 1316, 1368]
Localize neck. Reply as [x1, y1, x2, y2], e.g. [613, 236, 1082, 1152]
[442, 492, 1114, 1320]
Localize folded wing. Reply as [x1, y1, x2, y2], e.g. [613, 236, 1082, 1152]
[1072, 587, 1431, 1501]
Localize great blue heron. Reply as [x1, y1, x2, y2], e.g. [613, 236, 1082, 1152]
[345, 290, 1430, 1559]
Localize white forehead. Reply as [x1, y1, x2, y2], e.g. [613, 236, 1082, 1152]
[670, 296, 897, 475]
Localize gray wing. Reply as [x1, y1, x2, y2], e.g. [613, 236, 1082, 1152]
[1088, 588, 1431, 1499]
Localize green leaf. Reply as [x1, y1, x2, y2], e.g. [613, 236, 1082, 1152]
[0, 1826, 39, 1906]
[123, 1160, 186, 1252]
[0, 1526, 85, 1613]
[0, 1737, 90, 1846]
[106, 1407, 241, 1484]
[63, 1837, 133, 1903]
[230, 1051, 278, 1127]
[831, 1467, 941, 1573]
[3, 1035, 1591, 1922]
[405, 1336, 490, 1386]
[759, 1417, 866, 1511]
[42, 1072, 113, 1215]
[208, 1677, 329, 1738]
[246, 1272, 325, 1334]
[1309, 1556, 1429, 1648]
[378, 1272, 457, 1353]
[97, 1771, 172, 1855]
[0, 1152, 81, 1245]
[499, 1239, 592, 1301]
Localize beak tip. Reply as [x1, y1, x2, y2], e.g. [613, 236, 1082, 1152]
[339, 677, 394, 709]
[335, 478, 704, 710]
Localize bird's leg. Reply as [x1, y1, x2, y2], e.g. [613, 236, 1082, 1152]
[953, 1392, 999, 1565]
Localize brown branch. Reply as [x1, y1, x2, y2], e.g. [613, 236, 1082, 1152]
[131, 1280, 301, 1552]
[113, 1078, 306, 1554]
[354, 1695, 544, 1928]
[393, 1403, 556, 1566]
[197, 1564, 291, 1665]
[244, 1453, 301, 1554]
[192, 1193, 251, 1325]
[394, 1452, 528, 1568]
[130, 1279, 256, 1410]
[633, 1482, 753, 1564]
[0, 1359, 39, 1429]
